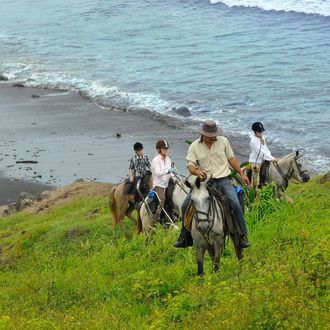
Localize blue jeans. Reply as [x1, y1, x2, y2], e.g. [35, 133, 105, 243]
[181, 177, 247, 236]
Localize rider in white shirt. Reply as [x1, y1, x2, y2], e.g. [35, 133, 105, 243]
[151, 139, 174, 221]
[249, 122, 279, 190]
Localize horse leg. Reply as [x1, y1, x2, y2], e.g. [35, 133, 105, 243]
[234, 245, 243, 261]
[143, 214, 156, 236]
[230, 234, 243, 260]
[138, 204, 156, 237]
[207, 245, 218, 273]
[108, 187, 118, 228]
[117, 207, 126, 227]
[126, 203, 137, 224]
[196, 245, 206, 276]
[211, 242, 222, 273]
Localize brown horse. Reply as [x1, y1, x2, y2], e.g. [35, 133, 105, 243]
[109, 175, 152, 228]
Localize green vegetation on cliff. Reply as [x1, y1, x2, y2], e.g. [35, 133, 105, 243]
[0, 174, 329, 329]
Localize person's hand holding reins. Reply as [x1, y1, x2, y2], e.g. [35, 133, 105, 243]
[240, 173, 249, 186]
[187, 164, 206, 180]
[195, 169, 207, 180]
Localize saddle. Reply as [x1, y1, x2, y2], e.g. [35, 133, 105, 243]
[259, 160, 271, 187]
[164, 178, 176, 218]
[123, 172, 152, 201]
[145, 178, 176, 220]
[123, 178, 134, 195]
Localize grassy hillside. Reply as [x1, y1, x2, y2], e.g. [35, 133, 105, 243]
[0, 175, 329, 329]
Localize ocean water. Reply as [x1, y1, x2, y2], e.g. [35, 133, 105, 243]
[0, 0, 329, 172]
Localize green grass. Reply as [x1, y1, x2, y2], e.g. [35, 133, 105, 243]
[0, 175, 329, 329]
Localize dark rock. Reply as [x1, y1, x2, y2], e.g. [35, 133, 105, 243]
[319, 172, 330, 184]
[31, 94, 40, 98]
[0, 204, 15, 217]
[116, 133, 122, 138]
[38, 191, 51, 200]
[15, 192, 37, 211]
[172, 106, 192, 117]
[12, 83, 25, 88]
[0, 75, 8, 81]
[16, 160, 38, 164]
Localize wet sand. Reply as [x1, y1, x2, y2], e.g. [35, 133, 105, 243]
[0, 82, 253, 205]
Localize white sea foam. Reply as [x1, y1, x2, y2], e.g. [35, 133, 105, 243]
[1, 61, 329, 174]
[210, 0, 330, 17]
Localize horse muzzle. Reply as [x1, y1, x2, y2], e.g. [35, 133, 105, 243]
[302, 173, 310, 182]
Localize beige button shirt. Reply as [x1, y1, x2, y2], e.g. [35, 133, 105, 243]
[186, 136, 234, 179]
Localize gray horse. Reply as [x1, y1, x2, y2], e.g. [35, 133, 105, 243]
[185, 175, 225, 276]
[265, 150, 310, 199]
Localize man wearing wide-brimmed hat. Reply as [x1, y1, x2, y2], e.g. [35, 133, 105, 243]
[174, 120, 250, 248]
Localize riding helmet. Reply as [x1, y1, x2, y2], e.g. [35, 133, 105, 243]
[156, 139, 169, 150]
[252, 122, 265, 132]
[133, 142, 143, 151]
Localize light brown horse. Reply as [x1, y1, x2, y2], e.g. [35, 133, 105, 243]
[109, 175, 152, 228]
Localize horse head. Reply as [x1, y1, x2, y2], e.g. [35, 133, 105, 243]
[293, 150, 310, 183]
[185, 175, 211, 233]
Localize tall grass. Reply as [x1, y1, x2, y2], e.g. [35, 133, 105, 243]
[0, 175, 329, 329]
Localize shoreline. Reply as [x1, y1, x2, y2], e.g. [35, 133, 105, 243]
[0, 82, 196, 204]
[0, 177, 53, 205]
[0, 81, 321, 205]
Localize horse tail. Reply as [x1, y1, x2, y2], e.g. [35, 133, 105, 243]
[109, 185, 118, 228]
[136, 205, 143, 234]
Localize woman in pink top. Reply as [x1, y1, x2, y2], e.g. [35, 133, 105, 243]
[151, 139, 174, 221]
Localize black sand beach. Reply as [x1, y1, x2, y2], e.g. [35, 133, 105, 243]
[0, 82, 254, 205]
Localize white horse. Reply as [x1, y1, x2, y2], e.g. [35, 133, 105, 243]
[136, 179, 189, 236]
[185, 175, 225, 276]
[265, 150, 310, 198]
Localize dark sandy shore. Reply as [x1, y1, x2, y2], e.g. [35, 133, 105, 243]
[0, 82, 254, 205]
[0, 178, 52, 205]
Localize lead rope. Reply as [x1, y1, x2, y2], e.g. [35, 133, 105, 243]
[145, 191, 178, 230]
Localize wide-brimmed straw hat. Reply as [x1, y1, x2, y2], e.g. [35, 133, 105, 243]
[199, 120, 223, 137]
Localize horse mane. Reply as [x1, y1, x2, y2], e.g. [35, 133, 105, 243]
[281, 152, 296, 161]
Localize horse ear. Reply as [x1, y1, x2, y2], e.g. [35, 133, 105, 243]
[196, 177, 201, 189]
[185, 178, 192, 189]
[203, 174, 210, 184]
[296, 150, 299, 157]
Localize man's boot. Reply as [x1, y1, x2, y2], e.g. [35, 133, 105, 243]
[173, 227, 193, 248]
[239, 235, 251, 248]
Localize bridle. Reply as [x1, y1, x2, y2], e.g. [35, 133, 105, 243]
[272, 154, 308, 187]
[192, 187, 223, 247]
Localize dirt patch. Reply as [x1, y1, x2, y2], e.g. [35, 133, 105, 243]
[0, 180, 114, 216]
[64, 227, 90, 240]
